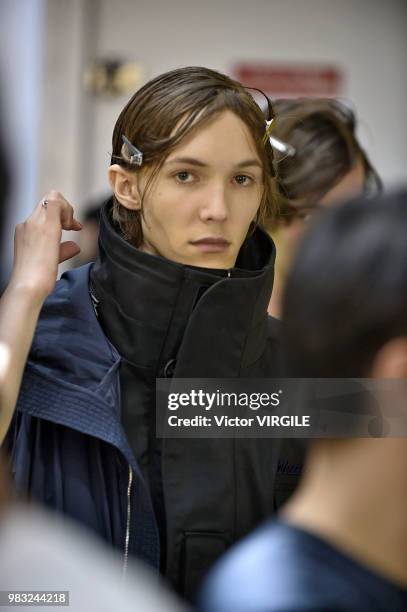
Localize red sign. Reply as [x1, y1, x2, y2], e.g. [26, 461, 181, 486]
[234, 63, 343, 97]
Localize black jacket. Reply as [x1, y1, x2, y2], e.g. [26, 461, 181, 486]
[9, 202, 286, 601]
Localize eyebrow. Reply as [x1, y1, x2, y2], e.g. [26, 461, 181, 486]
[165, 156, 263, 169]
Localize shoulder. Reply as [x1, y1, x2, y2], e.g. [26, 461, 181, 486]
[199, 521, 358, 612]
[36, 264, 95, 326]
[200, 521, 288, 612]
[28, 264, 118, 384]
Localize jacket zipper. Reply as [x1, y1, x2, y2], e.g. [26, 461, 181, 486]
[122, 464, 133, 575]
[91, 281, 132, 575]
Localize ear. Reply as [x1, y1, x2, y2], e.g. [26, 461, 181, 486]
[371, 337, 407, 378]
[108, 164, 141, 211]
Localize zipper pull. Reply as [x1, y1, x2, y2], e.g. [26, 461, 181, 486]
[89, 281, 100, 318]
[122, 465, 133, 577]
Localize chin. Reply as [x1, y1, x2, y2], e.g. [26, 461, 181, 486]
[170, 247, 235, 269]
[191, 256, 233, 270]
[171, 254, 232, 269]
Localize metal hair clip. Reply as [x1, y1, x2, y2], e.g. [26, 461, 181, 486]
[122, 135, 143, 166]
[264, 118, 296, 158]
[269, 135, 296, 157]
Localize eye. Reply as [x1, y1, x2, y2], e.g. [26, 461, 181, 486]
[234, 174, 253, 186]
[175, 171, 194, 183]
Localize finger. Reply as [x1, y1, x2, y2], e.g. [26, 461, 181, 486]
[58, 241, 81, 263]
[34, 190, 63, 214]
[70, 218, 83, 231]
[31, 195, 51, 218]
[60, 200, 75, 230]
[40, 195, 78, 231]
[48, 189, 63, 199]
[59, 205, 84, 231]
[44, 194, 74, 229]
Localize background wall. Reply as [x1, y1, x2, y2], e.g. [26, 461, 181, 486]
[87, 0, 407, 200]
[0, 0, 45, 280]
[1, 0, 407, 275]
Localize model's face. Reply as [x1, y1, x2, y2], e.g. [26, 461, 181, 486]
[137, 110, 264, 268]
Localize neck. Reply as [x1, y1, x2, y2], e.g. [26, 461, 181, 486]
[283, 439, 407, 588]
[90, 200, 277, 377]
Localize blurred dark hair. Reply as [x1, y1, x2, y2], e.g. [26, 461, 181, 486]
[270, 98, 382, 222]
[111, 66, 278, 246]
[283, 190, 407, 377]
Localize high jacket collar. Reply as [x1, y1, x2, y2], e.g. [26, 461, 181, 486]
[90, 200, 276, 377]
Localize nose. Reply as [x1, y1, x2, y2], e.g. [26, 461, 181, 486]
[199, 186, 228, 222]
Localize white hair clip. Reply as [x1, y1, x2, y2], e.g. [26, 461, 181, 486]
[122, 135, 143, 166]
[265, 118, 296, 158]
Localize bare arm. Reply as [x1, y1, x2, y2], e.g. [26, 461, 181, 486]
[0, 191, 82, 445]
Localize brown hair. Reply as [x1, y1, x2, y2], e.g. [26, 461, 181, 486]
[110, 66, 278, 246]
[270, 98, 382, 223]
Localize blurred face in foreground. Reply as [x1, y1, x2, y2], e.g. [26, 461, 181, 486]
[111, 110, 264, 269]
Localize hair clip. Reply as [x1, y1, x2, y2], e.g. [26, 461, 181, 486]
[122, 135, 143, 166]
[263, 118, 274, 145]
[264, 118, 296, 158]
[269, 135, 296, 157]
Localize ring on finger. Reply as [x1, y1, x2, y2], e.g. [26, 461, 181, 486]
[42, 199, 48, 209]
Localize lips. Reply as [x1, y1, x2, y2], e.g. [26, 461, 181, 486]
[190, 237, 230, 252]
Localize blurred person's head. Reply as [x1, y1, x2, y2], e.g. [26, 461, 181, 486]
[273, 98, 381, 217]
[268, 99, 381, 272]
[282, 193, 407, 584]
[108, 66, 278, 269]
[266, 98, 382, 317]
[283, 190, 407, 379]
